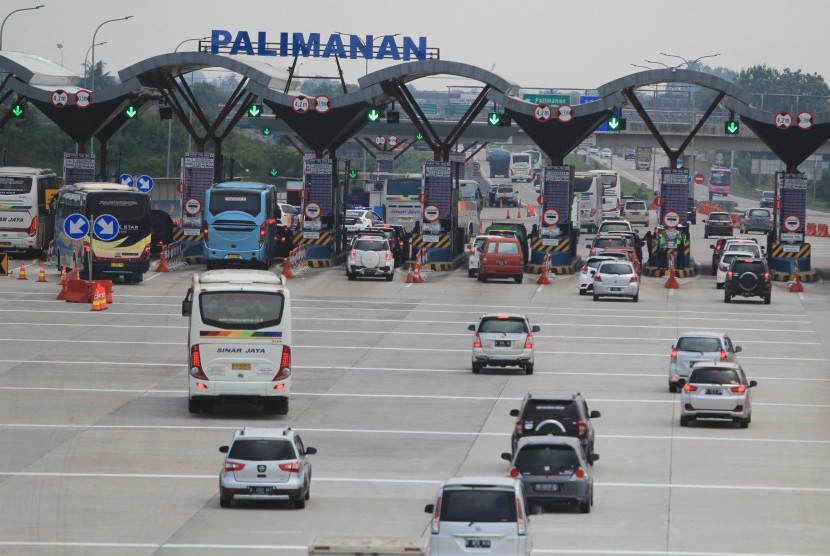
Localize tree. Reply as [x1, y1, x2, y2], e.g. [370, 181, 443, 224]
[735, 65, 830, 113]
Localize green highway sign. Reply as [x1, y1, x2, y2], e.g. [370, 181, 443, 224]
[488, 112, 500, 126]
[11, 104, 24, 118]
[725, 120, 740, 135]
[348, 169, 359, 179]
[367, 108, 381, 122]
[248, 104, 262, 117]
[418, 102, 438, 116]
[269, 168, 278, 177]
[125, 105, 138, 119]
[522, 93, 570, 106]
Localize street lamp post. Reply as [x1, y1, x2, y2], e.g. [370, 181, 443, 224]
[659, 52, 721, 70]
[90, 15, 133, 91]
[0, 4, 44, 51]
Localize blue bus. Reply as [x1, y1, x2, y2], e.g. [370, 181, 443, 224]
[54, 182, 151, 282]
[203, 182, 284, 270]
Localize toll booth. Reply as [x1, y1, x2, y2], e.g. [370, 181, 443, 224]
[769, 171, 810, 274]
[532, 165, 577, 268]
[646, 167, 694, 276]
[298, 158, 341, 263]
[411, 161, 460, 265]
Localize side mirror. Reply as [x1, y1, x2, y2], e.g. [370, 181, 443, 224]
[590, 453, 600, 463]
[501, 452, 512, 462]
[677, 378, 687, 386]
[219, 446, 229, 453]
[735, 346, 742, 353]
[305, 447, 317, 455]
[710, 245, 715, 249]
[424, 504, 434, 514]
[467, 324, 476, 331]
[749, 380, 758, 388]
[181, 288, 192, 317]
[510, 409, 519, 417]
[590, 410, 601, 419]
[531, 325, 540, 333]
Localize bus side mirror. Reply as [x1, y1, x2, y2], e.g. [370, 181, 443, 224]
[182, 288, 192, 317]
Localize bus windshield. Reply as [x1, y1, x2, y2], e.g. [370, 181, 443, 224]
[89, 194, 150, 226]
[386, 179, 420, 200]
[512, 154, 530, 165]
[573, 176, 595, 193]
[209, 191, 262, 216]
[711, 169, 731, 186]
[0, 176, 32, 194]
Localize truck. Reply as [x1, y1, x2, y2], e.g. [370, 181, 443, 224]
[635, 147, 652, 171]
[487, 148, 510, 178]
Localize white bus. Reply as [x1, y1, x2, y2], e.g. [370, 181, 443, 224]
[509, 152, 533, 182]
[589, 169, 622, 219]
[0, 167, 59, 255]
[574, 172, 601, 233]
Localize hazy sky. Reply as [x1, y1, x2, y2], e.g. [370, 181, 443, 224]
[3, 0, 829, 91]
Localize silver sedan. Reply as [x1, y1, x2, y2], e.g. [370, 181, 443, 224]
[678, 363, 757, 428]
[591, 260, 639, 302]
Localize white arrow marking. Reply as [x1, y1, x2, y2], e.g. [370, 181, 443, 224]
[69, 218, 86, 235]
[138, 178, 150, 189]
[97, 219, 114, 236]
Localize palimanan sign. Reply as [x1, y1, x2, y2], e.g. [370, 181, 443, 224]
[211, 30, 429, 60]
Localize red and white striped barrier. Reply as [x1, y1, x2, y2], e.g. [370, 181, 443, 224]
[156, 241, 187, 272]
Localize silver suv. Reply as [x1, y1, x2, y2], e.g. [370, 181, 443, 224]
[346, 235, 394, 280]
[668, 332, 741, 393]
[468, 313, 540, 374]
[218, 427, 316, 509]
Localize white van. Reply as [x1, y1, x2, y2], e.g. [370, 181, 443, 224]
[181, 269, 292, 415]
[424, 476, 534, 556]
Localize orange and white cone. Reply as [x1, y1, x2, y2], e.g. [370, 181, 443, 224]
[60, 265, 67, 284]
[90, 282, 108, 311]
[405, 262, 416, 283]
[789, 261, 804, 293]
[37, 262, 47, 282]
[664, 255, 680, 289]
[282, 248, 295, 279]
[156, 248, 169, 272]
[517, 208, 523, 218]
[537, 254, 552, 285]
[17, 261, 27, 280]
[505, 208, 511, 219]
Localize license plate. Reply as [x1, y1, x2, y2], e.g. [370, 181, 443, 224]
[0, 241, 12, 247]
[706, 389, 723, 395]
[535, 483, 560, 491]
[495, 340, 511, 347]
[249, 486, 274, 495]
[111, 262, 124, 268]
[232, 363, 251, 371]
[498, 260, 507, 265]
[227, 254, 241, 259]
[610, 287, 622, 292]
[465, 539, 491, 549]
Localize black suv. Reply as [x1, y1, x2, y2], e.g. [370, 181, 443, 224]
[509, 392, 601, 460]
[724, 257, 771, 304]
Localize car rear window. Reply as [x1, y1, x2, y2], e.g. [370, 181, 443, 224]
[597, 263, 632, 275]
[625, 201, 646, 210]
[523, 399, 579, 421]
[199, 291, 284, 330]
[600, 223, 630, 233]
[515, 444, 580, 475]
[594, 237, 627, 248]
[353, 239, 388, 251]
[731, 261, 765, 274]
[748, 209, 770, 218]
[709, 214, 731, 222]
[479, 317, 528, 334]
[587, 258, 613, 269]
[497, 242, 520, 254]
[676, 337, 721, 352]
[228, 439, 295, 461]
[688, 368, 741, 385]
[440, 489, 517, 523]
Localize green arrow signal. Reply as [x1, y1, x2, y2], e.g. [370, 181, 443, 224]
[125, 106, 138, 118]
[269, 168, 278, 177]
[416, 132, 424, 141]
[11, 105, 23, 117]
[608, 117, 620, 130]
[725, 121, 739, 134]
[248, 104, 261, 117]
[368, 109, 380, 122]
[348, 169, 359, 179]
[262, 127, 272, 136]
[488, 113, 500, 125]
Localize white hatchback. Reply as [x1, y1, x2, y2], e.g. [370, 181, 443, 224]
[579, 253, 627, 295]
[467, 235, 490, 277]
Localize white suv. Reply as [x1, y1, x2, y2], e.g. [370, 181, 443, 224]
[218, 427, 316, 509]
[347, 235, 394, 280]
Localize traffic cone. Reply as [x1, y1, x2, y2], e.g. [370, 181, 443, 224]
[17, 261, 27, 280]
[527, 204, 536, 217]
[537, 254, 552, 285]
[499, 199, 503, 209]
[479, 221, 485, 234]
[90, 282, 108, 311]
[664, 255, 680, 289]
[505, 208, 511, 219]
[282, 248, 295, 279]
[156, 248, 169, 272]
[517, 208, 523, 218]
[414, 250, 425, 283]
[37, 262, 47, 282]
[405, 262, 416, 283]
[789, 261, 804, 293]
[60, 265, 67, 284]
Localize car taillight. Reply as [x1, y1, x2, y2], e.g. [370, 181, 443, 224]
[431, 496, 442, 534]
[386, 251, 391, 261]
[190, 345, 208, 380]
[259, 222, 266, 243]
[473, 334, 482, 348]
[629, 274, 638, 283]
[509, 467, 519, 478]
[594, 273, 602, 282]
[574, 467, 586, 479]
[515, 420, 524, 436]
[350, 249, 356, 260]
[224, 461, 245, 472]
[399, 240, 404, 247]
[278, 461, 301, 473]
[731, 384, 746, 393]
[670, 348, 677, 362]
[590, 248, 597, 255]
[278, 346, 291, 376]
[577, 419, 588, 438]
[727, 271, 733, 279]
[720, 348, 728, 361]
[141, 243, 151, 260]
[683, 383, 698, 392]
[202, 222, 209, 242]
[27, 216, 37, 237]
[581, 266, 589, 273]
[516, 497, 527, 536]
[523, 334, 533, 349]
[764, 272, 770, 281]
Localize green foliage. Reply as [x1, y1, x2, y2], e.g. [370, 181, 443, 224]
[735, 65, 830, 113]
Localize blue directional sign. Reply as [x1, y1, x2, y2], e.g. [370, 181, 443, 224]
[580, 95, 615, 132]
[677, 155, 685, 167]
[119, 174, 134, 187]
[63, 213, 90, 240]
[93, 214, 120, 241]
[136, 175, 154, 193]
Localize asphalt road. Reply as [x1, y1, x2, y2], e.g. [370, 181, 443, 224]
[1, 224, 829, 556]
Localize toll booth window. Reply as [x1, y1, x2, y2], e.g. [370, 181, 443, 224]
[0, 177, 32, 194]
[199, 291, 284, 329]
[440, 490, 517, 523]
[209, 191, 262, 216]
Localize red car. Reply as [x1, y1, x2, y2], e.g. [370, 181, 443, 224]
[478, 236, 524, 284]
